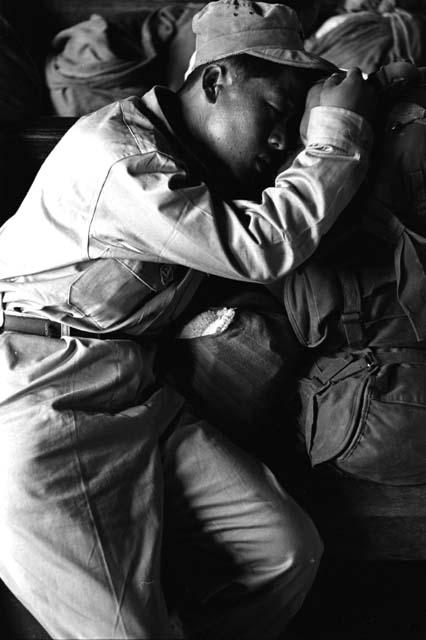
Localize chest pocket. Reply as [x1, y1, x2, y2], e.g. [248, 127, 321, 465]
[68, 257, 184, 329]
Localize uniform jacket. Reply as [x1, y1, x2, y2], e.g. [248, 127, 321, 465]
[0, 86, 370, 335]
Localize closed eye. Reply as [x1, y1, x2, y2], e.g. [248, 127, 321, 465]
[267, 102, 286, 116]
[267, 96, 296, 122]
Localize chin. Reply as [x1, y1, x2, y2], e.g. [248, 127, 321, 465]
[232, 177, 264, 200]
[253, 173, 275, 196]
[215, 165, 265, 201]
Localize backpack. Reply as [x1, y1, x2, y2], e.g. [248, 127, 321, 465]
[286, 68, 426, 485]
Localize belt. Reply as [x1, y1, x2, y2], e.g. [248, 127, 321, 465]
[0, 312, 130, 340]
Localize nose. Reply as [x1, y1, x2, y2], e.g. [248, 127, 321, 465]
[268, 122, 287, 152]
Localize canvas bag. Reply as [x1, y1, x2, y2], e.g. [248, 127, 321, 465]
[286, 77, 426, 485]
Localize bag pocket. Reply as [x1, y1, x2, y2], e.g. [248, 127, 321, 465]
[336, 362, 426, 485]
[298, 357, 374, 468]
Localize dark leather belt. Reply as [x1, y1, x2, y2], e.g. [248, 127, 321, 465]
[1, 313, 129, 340]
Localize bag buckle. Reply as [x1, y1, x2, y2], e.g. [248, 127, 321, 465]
[365, 351, 377, 370]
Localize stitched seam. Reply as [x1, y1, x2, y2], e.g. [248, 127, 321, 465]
[71, 408, 128, 637]
[115, 258, 157, 291]
[120, 102, 184, 168]
[339, 375, 373, 461]
[371, 397, 426, 407]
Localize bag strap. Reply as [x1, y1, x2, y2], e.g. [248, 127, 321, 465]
[377, 348, 426, 364]
[311, 349, 375, 385]
[312, 347, 426, 386]
[336, 269, 365, 348]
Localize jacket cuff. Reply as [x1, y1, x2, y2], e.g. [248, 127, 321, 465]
[306, 106, 373, 154]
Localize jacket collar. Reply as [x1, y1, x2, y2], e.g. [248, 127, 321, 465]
[141, 86, 211, 184]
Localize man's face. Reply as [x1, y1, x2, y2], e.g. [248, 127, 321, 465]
[204, 65, 313, 198]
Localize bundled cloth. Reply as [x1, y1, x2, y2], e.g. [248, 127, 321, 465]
[306, 0, 426, 74]
[0, 14, 41, 124]
[45, 4, 200, 116]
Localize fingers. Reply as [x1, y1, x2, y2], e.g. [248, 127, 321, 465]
[345, 67, 363, 80]
[324, 67, 362, 87]
[318, 66, 377, 121]
[323, 70, 346, 87]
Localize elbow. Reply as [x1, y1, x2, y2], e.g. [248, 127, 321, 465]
[239, 259, 293, 285]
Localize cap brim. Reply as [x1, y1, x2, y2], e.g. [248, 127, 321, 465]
[186, 47, 338, 78]
[247, 47, 338, 73]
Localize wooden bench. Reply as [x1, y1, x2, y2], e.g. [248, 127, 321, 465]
[1, 0, 426, 637]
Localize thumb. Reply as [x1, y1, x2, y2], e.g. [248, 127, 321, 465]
[323, 70, 346, 87]
[344, 67, 363, 82]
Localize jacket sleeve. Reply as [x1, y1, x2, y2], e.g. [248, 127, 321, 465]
[91, 105, 372, 283]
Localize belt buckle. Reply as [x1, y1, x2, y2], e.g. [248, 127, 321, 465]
[60, 324, 71, 338]
[44, 320, 62, 338]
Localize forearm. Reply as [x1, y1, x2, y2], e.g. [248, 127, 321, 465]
[214, 105, 373, 282]
[266, 106, 372, 265]
[94, 107, 372, 283]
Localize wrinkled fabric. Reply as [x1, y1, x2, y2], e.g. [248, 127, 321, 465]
[0, 90, 372, 330]
[344, 0, 426, 12]
[281, 83, 426, 485]
[279, 77, 426, 348]
[45, 6, 200, 116]
[0, 332, 180, 638]
[0, 14, 41, 123]
[163, 280, 304, 454]
[297, 346, 426, 484]
[306, 3, 426, 73]
[0, 85, 372, 637]
[0, 330, 323, 638]
[162, 412, 323, 640]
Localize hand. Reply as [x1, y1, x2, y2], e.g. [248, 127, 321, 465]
[369, 61, 421, 92]
[299, 79, 323, 142]
[320, 67, 378, 123]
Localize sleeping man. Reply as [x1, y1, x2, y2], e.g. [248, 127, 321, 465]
[0, 2, 376, 638]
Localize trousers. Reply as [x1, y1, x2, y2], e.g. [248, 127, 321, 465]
[0, 331, 322, 639]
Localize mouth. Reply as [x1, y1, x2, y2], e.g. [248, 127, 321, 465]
[255, 153, 287, 182]
[254, 154, 275, 177]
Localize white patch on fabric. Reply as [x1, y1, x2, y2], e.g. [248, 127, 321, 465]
[176, 307, 237, 339]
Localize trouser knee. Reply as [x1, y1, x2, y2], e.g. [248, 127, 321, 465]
[265, 501, 324, 594]
[289, 517, 323, 595]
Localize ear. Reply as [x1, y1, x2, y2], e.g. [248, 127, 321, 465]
[201, 64, 226, 104]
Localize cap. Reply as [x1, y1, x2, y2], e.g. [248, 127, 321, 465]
[186, 0, 337, 76]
